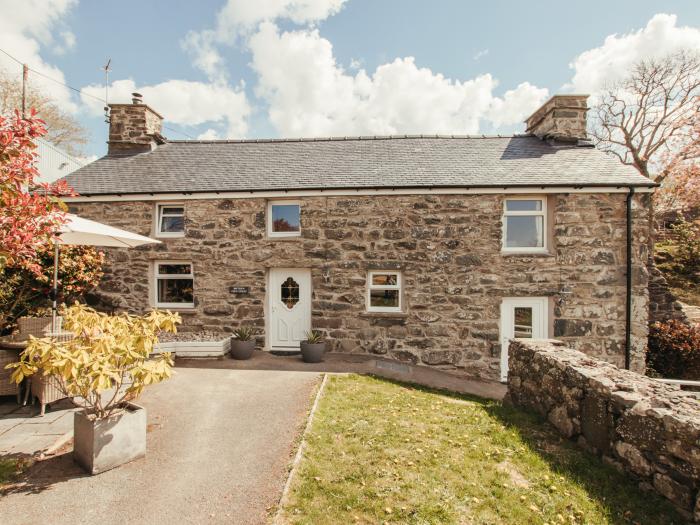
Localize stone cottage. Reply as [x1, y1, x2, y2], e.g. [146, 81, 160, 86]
[63, 93, 655, 381]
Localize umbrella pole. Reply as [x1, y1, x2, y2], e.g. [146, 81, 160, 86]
[52, 242, 59, 333]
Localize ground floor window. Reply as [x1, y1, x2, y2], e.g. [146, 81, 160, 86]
[155, 262, 194, 308]
[367, 271, 402, 312]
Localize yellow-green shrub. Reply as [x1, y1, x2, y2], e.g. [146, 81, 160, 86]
[7, 303, 180, 419]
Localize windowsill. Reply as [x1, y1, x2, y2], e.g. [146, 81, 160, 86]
[266, 235, 302, 241]
[155, 307, 196, 314]
[359, 311, 408, 319]
[501, 250, 553, 257]
[155, 233, 186, 239]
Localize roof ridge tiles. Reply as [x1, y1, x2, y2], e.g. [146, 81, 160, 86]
[166, 133, 532, 145]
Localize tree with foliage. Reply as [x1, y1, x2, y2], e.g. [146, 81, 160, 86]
[591, 51, 699, 183]
[591, 51, 699, 281]
[669, 219, 700, 272]
[654, 114, 700, 216]
[0, 72, 88, 156]
[0, 245, 104, 334]
[0, 110, 73, 273]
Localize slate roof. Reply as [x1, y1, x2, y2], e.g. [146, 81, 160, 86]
[64, 135, 654, 196]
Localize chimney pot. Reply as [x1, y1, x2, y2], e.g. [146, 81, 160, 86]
[525, 95, 589, 142]
[131, 92, 143, 104]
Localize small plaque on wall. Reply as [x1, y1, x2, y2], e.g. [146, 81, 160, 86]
[230, 286, 250, 294]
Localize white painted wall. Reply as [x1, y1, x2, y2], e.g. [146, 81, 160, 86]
[35, 138, 84, 184]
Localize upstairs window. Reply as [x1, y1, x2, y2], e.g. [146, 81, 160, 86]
[156, 204, 185, 237]
[502, 198, 547, 252]
[268, 201, 301, 237]
[154, 262, 194, 309]
[367, 271, 402, 312]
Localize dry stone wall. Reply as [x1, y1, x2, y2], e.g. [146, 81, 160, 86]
[648, 258, 689, 324]
[70, 192, 650, 380]
[507, 339, 700, 521]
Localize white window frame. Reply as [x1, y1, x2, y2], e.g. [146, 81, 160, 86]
[501, 196, 547, 254]
[155, 203, 185, 238]
[154, 261, 194, 309]
[267, 200, 302, 238]
[366, 271, 402, 313]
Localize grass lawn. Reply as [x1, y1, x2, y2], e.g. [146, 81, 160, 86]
[0, 457, 30, 489]
[281, 375, 685, 524]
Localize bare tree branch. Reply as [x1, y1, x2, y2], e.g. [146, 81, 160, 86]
[590, 50, 700, 180]
[0, 71, 88, 157]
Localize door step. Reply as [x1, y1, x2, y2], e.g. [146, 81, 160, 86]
[270, 349, 301, 356]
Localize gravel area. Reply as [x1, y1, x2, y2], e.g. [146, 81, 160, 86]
[157, 331, 230, 342]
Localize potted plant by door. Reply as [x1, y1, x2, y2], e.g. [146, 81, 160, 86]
[230, 326, 257, 360]
[7, 304, 180, 475]
[300, 330, 326, 363]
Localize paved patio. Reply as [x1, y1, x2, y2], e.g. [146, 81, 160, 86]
[0, 398, 77, 457]
[0, 368, 320, 525]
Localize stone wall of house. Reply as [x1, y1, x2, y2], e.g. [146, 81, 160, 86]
[70, 191, 650, 380]
[506, 339, 700, 521]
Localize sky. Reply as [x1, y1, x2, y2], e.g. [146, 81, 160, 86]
[0, 0, 699, 160]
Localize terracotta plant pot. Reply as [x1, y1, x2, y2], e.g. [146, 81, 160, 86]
[74, 403, 146, 475]
[300, 341, 326, 363]
[230, 339, 255, 360]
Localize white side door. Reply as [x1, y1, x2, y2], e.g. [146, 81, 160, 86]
[268, 268, 311, 349]
[500, 297, 548, 382]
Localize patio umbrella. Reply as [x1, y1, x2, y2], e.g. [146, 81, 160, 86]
[51, 214, 160, 331]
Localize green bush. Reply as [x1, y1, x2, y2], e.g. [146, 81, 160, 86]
[670, 219, 700, 272]
[647, 320, 700, 379]
[0, 245, 103, 335]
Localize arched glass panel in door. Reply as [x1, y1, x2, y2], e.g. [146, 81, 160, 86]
[281, 277, 300, 309]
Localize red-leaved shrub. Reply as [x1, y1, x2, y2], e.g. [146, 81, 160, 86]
[647, 320, 700, 379]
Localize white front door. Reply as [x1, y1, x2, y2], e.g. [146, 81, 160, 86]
[268, 268, 311, 350]
[500, 297, 548, 382]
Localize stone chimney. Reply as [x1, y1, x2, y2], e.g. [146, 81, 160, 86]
[525, 94, 589, 142]
[107, 93, 166, 155]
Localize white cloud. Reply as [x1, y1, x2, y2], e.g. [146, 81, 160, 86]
[473, 49, 489, 61]
[181, 30, 227, 82]
[184, 0, 348, 80]
[567, 13, 700, 94]
[197, 128, 222, 140]
[485, 82, 549, 128]
[55, 30, 77, 55]
[216, 0, 347, 34]
[0, 0, 79, 112]
[248, 23, 548, 137]
[183, 0, 547, 138]
[81, 79, 250, 138]
[349, 58, 363, 70]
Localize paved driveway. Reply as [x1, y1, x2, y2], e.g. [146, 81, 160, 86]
[0, 368, 320, 525]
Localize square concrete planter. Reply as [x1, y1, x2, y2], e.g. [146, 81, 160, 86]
[74, 403, 146, 475]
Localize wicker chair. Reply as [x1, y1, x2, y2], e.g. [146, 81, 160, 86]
[17, 316, 62, 338]
[18, 318, 73, 416]
[0, 348, 20, 403]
